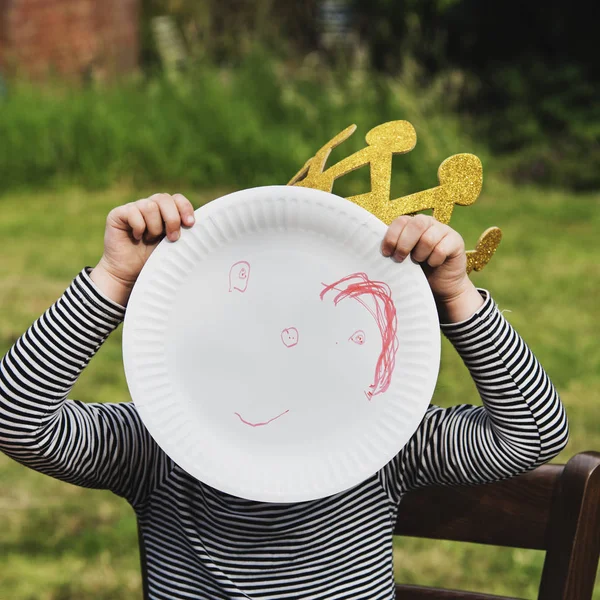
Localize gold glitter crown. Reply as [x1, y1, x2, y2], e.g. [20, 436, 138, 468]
[288, 120, 501, 273]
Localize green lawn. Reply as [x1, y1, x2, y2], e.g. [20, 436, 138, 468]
[0, 182, 598, 599]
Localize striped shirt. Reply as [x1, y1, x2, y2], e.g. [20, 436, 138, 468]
[0, 268, 569, 599]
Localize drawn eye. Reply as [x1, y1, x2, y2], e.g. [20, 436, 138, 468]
[349, 330, 366, 345]
[239, 269, 247, 278]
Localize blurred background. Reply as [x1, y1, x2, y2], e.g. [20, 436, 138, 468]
[0, 0, 598, 598]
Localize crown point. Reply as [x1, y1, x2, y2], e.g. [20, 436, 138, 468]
[288, 121, 500, 275]
[437, 154, 483, 208]
[365, 120, 417, 153]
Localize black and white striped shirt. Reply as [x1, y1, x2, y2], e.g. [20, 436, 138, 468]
[0, 269, 569, 599]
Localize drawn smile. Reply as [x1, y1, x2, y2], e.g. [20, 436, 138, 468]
[234, 410, 290, 428]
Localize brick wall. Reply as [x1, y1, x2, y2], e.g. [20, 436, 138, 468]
[0, 0, 140, 79]
[0, 1, 10, 66]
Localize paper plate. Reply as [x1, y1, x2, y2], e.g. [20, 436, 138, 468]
[122, 185, 440, 503]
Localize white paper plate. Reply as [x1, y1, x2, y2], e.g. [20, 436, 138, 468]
[123, 185, 440, 503]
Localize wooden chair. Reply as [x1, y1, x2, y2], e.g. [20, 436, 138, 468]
[394, 451, 600, 600]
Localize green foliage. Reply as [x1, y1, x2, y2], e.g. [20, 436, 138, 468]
[140, 0, 317, 63]
[0, 55, 481, 195]
[352, 0, 599, 190]
[474, 62, 600, 191]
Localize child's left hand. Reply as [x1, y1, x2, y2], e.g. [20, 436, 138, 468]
[381, 214, 484, 322]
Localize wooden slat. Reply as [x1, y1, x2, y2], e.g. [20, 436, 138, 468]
[395, 584, 521, 600]
[394, 464, 563, 549]
[539, 452, 600, 600]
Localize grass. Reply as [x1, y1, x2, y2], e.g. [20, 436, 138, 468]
[0, 179, 599, 599]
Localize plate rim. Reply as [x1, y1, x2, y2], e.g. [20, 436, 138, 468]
[122, 185, 441, 502]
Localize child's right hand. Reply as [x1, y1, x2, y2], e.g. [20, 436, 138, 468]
[90, 193, 195, 306]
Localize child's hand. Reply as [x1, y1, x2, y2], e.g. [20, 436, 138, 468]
[381, 214, 484, 323]
[90, 193, 195, 306]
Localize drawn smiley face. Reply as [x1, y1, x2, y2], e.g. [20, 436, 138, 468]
[281, 327, 299, 348]
[229, 269, 398, 428]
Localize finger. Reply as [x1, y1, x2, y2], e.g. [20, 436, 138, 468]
[172, 193, 195, 227]
[381, 216, 411, 257]
[427, 232, 464, 268]
[136, 198, 164, 239]
[150, 193, 182, 241]
[393, 214, 434, 262]
[125, 204, 146, 241]
[411, 223, 447, 263]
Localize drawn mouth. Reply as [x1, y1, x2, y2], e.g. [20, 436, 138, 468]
[234, 409, 290, 428]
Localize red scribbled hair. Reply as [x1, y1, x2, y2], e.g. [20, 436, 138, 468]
[320, 273, 399, 400]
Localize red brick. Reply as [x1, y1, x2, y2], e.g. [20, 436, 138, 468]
[0, 0, 140, 79]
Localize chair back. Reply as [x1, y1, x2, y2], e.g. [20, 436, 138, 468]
[393, 452, 600, 600]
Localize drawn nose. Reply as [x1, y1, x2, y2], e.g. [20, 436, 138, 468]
[281, 327, 299, 348]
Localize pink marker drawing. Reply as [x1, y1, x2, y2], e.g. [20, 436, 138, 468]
[349, 330, 366, 345]
[234, 409, 290, 428]
[281, 327, 299, 348]
[321, 273, 398, 401]
[229, 260, 251, 293]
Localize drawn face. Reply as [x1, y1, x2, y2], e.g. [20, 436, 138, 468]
[229, 261, 251, 293]
[349, 330, 366, 345]
[223, 267, 397, 429]
[281, 327, 299, 348]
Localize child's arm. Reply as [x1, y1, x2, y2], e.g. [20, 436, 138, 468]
[381, 292, 568, 497]
[0, 193, 196, 506]
[377, 215, 568, 499]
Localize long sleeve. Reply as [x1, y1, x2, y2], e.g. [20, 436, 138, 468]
[379, 290, 569, 502]
[0, 268, 172, 507]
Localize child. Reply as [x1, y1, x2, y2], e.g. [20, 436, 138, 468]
[0, 193, 568, 600]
